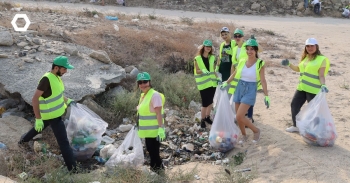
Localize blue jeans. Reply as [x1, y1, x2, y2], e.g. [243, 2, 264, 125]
[304, 0, 308, 8]
[21, 117, 76, 171]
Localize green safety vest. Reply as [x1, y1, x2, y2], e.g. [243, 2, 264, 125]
[137, 88, 165, 138]
[297, 55, 330, 94]
[231, 42, 248, 68]
[219, 40, 236, 58]
[39, 72, 67, 120]
[194, 55, 217, 90]
[228, 59, 265, 94]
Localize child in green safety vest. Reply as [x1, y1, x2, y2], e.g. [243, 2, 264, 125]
[216, 27, 236, 81]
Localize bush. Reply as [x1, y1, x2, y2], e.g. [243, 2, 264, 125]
[111, 89, 140, 122]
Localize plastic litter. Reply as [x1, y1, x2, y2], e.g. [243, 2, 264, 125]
[0, 142, 7, 150]
[105, 16, 118, 21]
[101, 135, 115, 145]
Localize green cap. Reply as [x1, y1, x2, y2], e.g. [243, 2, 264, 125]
[203, 40, 213, 46]
[137, 72, 151, 81]
[53, 56, 74, 69]
[245, 35, 259, 47]
[234, 28, 244, 36]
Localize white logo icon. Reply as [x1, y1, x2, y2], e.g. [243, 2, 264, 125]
[11, 14, 31, 32]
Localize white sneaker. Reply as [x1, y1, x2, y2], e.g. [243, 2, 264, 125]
[238, 135, 248, 144]
[286, 126, 299, 133]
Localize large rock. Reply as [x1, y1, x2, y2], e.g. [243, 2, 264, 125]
[0, 27, 13, 46]
[89, 50, 112, 64]
[0, 151, 8, 176]
[0, 116, 32, 150]
[0, 175, 16, 183]
[0, 41, 126, 105]
[251, 2, 261, 11]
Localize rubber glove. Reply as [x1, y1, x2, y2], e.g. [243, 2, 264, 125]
[35, 119, 44, 132]
[216, 78, 222, 85]
[201, 69, 210, 75]
[215, 67, 219, 72]
[220, 81, 228, 90]
[157, 127, 166, 142]
[67, 98, 76, 106]
[264, 96, 270, 109]
[281, 59, 290, 66]
[321, 85, 329, 93]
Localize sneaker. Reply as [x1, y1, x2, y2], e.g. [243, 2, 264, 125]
[238, 135, 248, 144]
[286, 126, 299, 133]
[252, 128, 260, 143]
[200, 119, 206, 128]
[204, 116, 213, 125]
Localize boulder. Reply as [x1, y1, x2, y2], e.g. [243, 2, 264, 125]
[0, 116, 32, 150]
[89, 50, 112, 64]
[0, 151, 8, 176]
[0, 28, 14, 46]
[251, 2, 261, 11]
[63, 45, 79, 56]
[0, 175, 16, 183]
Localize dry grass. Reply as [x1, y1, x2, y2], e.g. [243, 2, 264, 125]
[0, 1, 13, 11]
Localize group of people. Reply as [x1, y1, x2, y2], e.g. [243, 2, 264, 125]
[193, 27, 330, 144]
[17, 26, 330, 174]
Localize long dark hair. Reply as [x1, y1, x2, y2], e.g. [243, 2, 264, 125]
[246, 46, 259, 58]
[195, 46, 213, 57]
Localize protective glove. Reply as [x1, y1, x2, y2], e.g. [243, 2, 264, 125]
[216, 78, 222, 85]
[35, 119, 44, 132]
[215, 67, 219, 72]
[264, 96, 270, 109]
[281, 59, 290, 66]
[201, 69, 210, 75]
[67, 98, 76, 107]
[321, 85, 329, 93]
[220, 81, 228, 90]
[156, 127, 166, 142]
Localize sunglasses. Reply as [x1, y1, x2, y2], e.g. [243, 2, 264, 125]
[234, 34, 243, 38]
[137, 80, 149, 85]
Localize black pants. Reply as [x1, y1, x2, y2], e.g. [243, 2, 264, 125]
[145, 138, 163, 173]
[21, 117, 76, 171]
[291, 90, 316, 126]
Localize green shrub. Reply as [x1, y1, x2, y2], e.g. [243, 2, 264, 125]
[111, 89, 140, 121]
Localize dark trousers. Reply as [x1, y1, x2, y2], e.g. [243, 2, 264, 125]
[247, 106, 254, 119]
[145, 138, 163, 173]
[291, 90, 316, 126]
[21, 117, 76, 171]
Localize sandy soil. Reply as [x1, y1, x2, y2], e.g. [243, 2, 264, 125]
[8, 0, 350, 182]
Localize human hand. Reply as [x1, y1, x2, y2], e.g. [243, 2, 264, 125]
[220, 81, 228, 90]
[157, 127, 166, 142]
[264, 96, 270, 109]
[201, 69, 210, 75]
[35, 119, 44, 132]
[281, 59, 290, 66]
[67, 98, 76, 107]
[216, 78, 222, 85]
[321, 85, 329, 93]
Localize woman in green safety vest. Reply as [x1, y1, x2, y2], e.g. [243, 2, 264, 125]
[216, 27, 236, 82]
[281, 38, 330, 133]
[194, 40, 221, 128]
[221, 35, 269, 144]
[229, 29, 255, 124]
[136, 72, 166, 174]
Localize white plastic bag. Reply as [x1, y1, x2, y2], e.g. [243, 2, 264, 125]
[213, 87, 236, 119]
[296, 92, 337, 147]
[209, 90, 240, 152]
[66, 103, 108, 161]
[105, 128, 144, 168]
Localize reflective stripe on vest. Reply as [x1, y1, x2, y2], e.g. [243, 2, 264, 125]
[194, 55, 217, 90]
[231, 42, 248, 67]
[38, 72, 66, 120]
[219, 40, 236, 59]
[137, 89, 165, 138]
[297, 55, 330, 94]
[228, 59, 265, 94]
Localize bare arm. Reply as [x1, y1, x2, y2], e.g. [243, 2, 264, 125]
[194, 60, 204, 74]
[216, 56, 221, 70]
[226, 70, 237, 83]
[318, 67, 326, 85]
[260, 66, 268, 96]
[289, 63, 300, 72]
[230, 64, 236, 75]
[32, 90, 44, 119]
[154, 107, 163, 127]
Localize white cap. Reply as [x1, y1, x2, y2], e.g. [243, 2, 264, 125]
[305, 38, 318, 45]
[221, 27, 230, 33]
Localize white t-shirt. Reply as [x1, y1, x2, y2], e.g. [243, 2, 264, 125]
[137, 92, 163, 113]
[240, 62, 257, 82]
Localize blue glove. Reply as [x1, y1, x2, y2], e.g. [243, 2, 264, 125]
[201, 69, 210, 75]
[220, 81, 228, 90]
[321, 85, 329, 93]
[281, 59, 290, 66]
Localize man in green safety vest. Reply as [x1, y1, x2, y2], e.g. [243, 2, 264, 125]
[18, 56, 77, 171]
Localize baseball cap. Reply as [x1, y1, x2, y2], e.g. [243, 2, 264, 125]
[53, 56, 74, 69]
[220, 27, 230, 33]
[234, 28, 244, 36]
[203, 40, 213, 46]
[305, 38, 318, 45]
[137, 72, 151, 81]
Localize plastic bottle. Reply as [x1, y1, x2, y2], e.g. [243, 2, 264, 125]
[72, 136, 97, 145]
[0, 142, 7, 150]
